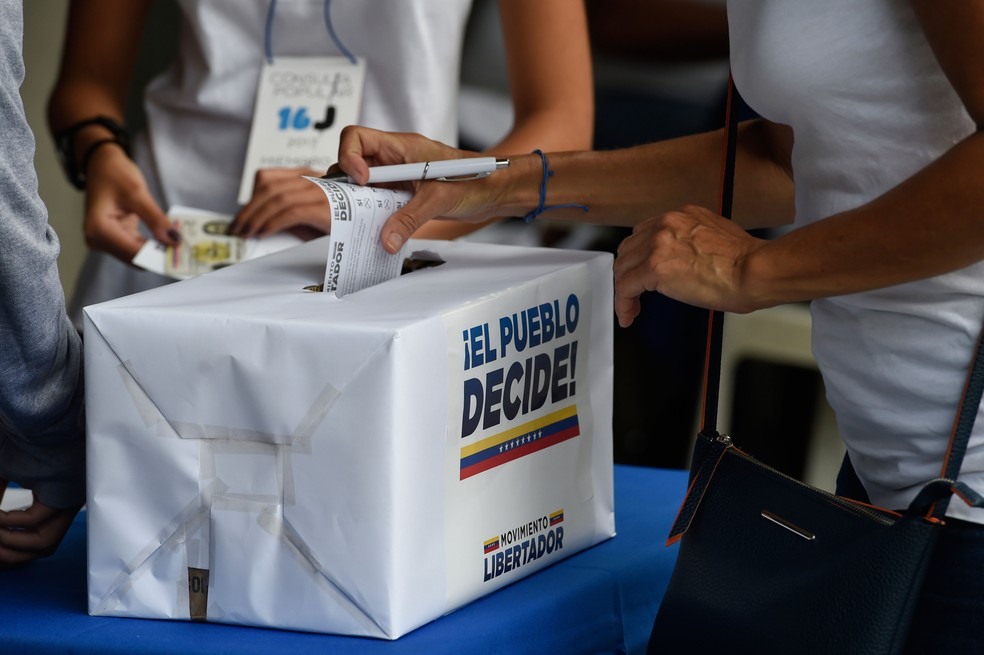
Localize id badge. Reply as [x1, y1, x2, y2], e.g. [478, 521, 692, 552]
[238, 56, 365, 205]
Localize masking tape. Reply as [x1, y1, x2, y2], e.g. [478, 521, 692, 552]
[92, 478, 227, 615]
[118, 362, 341, 447]
[207, 494, 385, 636]
[106, 341, 395, 623]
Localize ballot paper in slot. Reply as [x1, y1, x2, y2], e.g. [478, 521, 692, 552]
[304, 178, 411, 296]
[131, 206, 303, 280]
[83, 237, 615, 638]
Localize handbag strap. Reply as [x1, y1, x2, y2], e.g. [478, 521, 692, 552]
[701, 76, 984, 520]
[696, 77, 739, 438]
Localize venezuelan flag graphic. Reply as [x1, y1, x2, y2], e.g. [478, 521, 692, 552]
[459, 404, 580, 480]
[549, 509, 564, 526]
[484, 536, 500, 554]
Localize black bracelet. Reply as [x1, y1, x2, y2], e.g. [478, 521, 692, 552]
[55, 116, 131, 190]
[79, 138, 126, 180]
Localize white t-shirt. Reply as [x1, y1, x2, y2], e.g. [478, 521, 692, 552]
[729, 0, 984, 522]
[71, 0, 472, 317]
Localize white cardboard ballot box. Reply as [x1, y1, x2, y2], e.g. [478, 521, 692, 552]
[83, 237, 615, 638]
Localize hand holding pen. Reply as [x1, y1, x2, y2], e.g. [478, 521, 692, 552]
[322, 157, 509, 184]
[332, 127, 535, 252]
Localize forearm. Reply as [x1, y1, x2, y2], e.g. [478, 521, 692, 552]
[484, 120, 794, 229]
[488, 109, 594, 157]
[47, 0, 149, 161]
[414, 109, 596, 241]
[0, 5, 85, 508]
[0, 251, 83, 446]
[416, 0, 593, 240]
[346, 118, 794, 253]
[0, 173, 84, 509]
[497, 0, 594, 151]
[0, 374, 85, 510]
[743, 131, 984, 306]
[48, 79, 127, 133]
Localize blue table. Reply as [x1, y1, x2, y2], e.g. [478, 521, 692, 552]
[0, 466, 685, 655]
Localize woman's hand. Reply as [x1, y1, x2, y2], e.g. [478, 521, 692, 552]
[336, 126, 518, 252]
[614, 204, 771, 326]
[229, 167, 332, 239]
[0, 480, 80, 567]
[82, 145, 178, 262]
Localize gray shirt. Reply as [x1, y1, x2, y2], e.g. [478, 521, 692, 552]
[0, 2, 84, 508]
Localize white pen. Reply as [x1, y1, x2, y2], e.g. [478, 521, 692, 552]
[321, 157, 509, 184]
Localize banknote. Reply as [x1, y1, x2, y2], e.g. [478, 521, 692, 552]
[165, 213, 246, 277]
[132, 206, 302, 280]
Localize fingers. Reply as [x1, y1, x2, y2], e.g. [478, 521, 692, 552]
[334, 126, 494, 252]
[336, 126, 396, 184]
[129, 190, 179, 247]
[232, 169, 330, 238]
[0, 497, 58, 529]
[613, 275, 647, 328]
[613, 205, 766, 319]
[82, 151, 176, 262]
[380, 209, 423, 253]
[379, 189, 458, 253]
[0, 497, 79, 566]
[250, 208, 330, 238]
[82, 204, 146, 262]
[0, 544, 38, 567]
[612, 215, 661, 327]
[336, 125, 459, 183]
[613, 237, 654, 328]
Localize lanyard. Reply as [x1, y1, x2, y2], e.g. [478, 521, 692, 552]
[264, 0, 357, 65]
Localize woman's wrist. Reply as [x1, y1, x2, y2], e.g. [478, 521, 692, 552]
[80, 138, 127, 178]
[55, 116, 130, 189]
[737, 238, 801, 312]
[496, 153, 543, 220]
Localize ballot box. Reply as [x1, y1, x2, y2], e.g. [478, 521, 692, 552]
[83, 237, 615, 638]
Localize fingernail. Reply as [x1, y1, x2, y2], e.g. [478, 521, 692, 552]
[385, 232, 405, 252]
[167, 228, 182, 243]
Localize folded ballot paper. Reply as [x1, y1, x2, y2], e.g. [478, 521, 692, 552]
[83, 224, 615, 637]
[305, 177, 412, 296]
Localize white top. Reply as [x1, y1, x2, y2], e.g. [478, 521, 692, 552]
[729, 1, 984, 522]
[145, 0, 472, 214]
[71, 0, 472, 318]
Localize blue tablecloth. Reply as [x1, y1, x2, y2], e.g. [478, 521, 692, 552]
[0, 465, 685, 655]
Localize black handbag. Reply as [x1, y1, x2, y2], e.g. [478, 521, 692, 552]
[647, 79, 984, 654]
